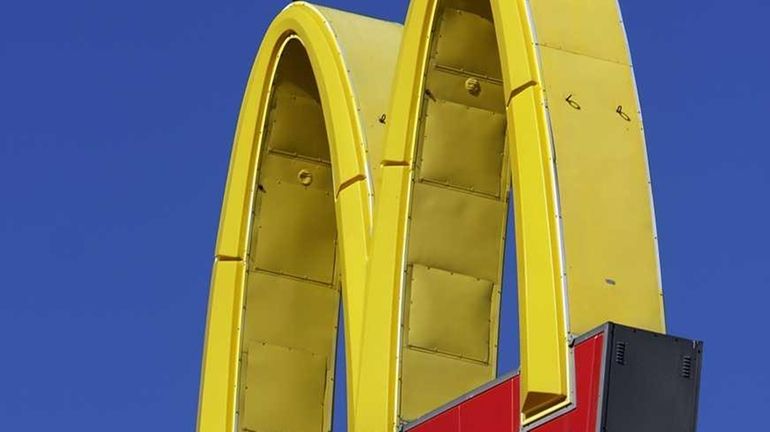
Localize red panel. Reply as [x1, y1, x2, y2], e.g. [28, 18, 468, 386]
[412, 406, 459, 432]
[407, 332, 606, 432]
[459, 378, 517, 432]
[532, 333, 604, 432]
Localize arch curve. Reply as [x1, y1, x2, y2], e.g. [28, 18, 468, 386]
[200, 1, 667, 432]
[198, 3, 401, 432]
[356, 0, 666, 429]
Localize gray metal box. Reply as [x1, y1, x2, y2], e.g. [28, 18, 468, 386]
[600, 323, 703, 432]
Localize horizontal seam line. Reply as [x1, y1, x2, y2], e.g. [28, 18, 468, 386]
[536, 43, 632, 67]
[215, 255, 242, 262]
[381, 160, 410, 167]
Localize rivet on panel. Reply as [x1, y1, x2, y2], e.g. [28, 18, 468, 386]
[465, 78, 482, 96]
[298, 169, 313, 186]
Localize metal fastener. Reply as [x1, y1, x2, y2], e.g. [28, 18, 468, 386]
[298, 169, 313, 186]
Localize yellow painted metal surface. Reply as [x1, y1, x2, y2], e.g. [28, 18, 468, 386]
[199, 3, 401, 432]
[491, 0, 571, 420]
[199, 0, 666, 431]
[358, 0, 568, 426]
[197, 260, 244, 432]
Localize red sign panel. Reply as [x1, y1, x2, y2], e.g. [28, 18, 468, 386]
[408, 333, 605, 432]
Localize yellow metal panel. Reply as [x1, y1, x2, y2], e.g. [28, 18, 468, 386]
[361, 0, 510, 427]
[426, 68, 505, 113]
[538, 46, 665, 335]
[238, 36, 341, 432]
[408, 182, 506, 282]
[382, 0, 510, 421]
[528, 0, 630, 65]
[490, 0, 572, 421]
[243, 272, 339, 355]
[406, 264, 493, 362]
[251, 154, 337, 284]
[241, 342, 328, 432]
[399, 348, 491, 421]
[420, 99, 506, 197]
[205, 1, 666, 431]
[213, 3, 374, 260]
[315, 6, 403, 193]
[379, 0, 438, 165]
[197, 260, 244, 432]
[257, 150, 334, 193]
[266, 40, 332, 162]
[268, 87, 331, 164]
[434, 6, 501, 80]
[335, 180, 369, 384]
[354, 165, 412, 432]
[235, 34, 345, 432]
[506, 83, 569, 421]
[201, 3, 402, 432]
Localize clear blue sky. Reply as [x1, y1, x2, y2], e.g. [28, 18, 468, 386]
[1, 1, 768, 431]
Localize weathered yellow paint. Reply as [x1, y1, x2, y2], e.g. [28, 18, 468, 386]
[200, 0, 666, 431]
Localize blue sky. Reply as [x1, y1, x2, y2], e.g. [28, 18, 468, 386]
[1, 1, 768, 431]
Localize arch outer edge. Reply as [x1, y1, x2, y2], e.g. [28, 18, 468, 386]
[353, 0, 570, 428]
[356, 0, 666, 429]
[198, 3, 378, 431]
[200, 1, 668, 431]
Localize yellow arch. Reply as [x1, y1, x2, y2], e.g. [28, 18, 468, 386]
[355, 0, 666, 429]
[198, 3, 400, 431]
[200, 1, 667, 431]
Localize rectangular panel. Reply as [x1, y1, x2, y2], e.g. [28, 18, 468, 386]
[251, 154, 337, 284]
[528, 0, 630, 65]
[426, 68, 505, 113]
[434, 7, 502, 79]
[601, 325, 703, 432]
[532, 332, 605, 432]
[404, 330, 607, 432]
[400, 0, 510, 424]
[258, 151, 334, 193]
[400, 348, 492, 421]
[413, 407, 460, 432]
[243, 271, 338, 355]
[420, 99, 506, 196]
[407, 264, 494, 362]
[268, 89, 331, 162]
[408, 182, 505, 282]
[267, 41, 331, 162]
[539, 46, 664, 335]
[241, 342, 328, 432]
[458, 379, 516, 432]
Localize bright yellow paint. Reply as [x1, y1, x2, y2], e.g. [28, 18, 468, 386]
[199, 3, 400, 431]
[356, 0, 570, 426]
[197, 260, 244, 432]
[493, 0, 571, 420]
[200, 0, 666, 431]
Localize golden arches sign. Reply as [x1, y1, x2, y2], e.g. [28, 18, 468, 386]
[198, 1, 666, 432]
